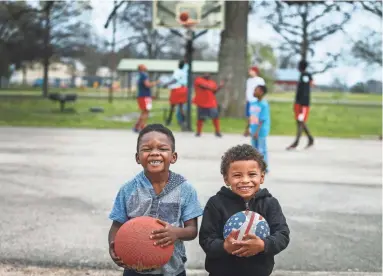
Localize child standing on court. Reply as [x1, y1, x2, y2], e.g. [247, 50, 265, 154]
[108, 124, 203, 276]
[199, 144, 290, 276]
[249, 85, 270, 172]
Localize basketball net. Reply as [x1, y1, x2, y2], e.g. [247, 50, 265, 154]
[178, 18, 199, 40]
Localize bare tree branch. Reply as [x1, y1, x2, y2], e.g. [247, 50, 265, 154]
[360, 1, 382, 18]
[264, 1, 355, 74]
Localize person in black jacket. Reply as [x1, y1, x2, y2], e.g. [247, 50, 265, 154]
[199, 144, 290, 276]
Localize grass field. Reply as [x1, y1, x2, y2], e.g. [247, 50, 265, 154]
[0, 96, 381, 138]
[1, 87, 382, 103]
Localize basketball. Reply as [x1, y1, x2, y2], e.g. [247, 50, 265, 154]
[114, 216, 174, 271]
[179, 12, 189, 22]
[223, 211, 270, 241]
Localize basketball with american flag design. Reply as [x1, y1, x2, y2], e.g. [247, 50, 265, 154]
[223, 211, 270, 240]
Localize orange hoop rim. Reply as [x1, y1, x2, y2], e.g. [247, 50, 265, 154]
[178, 18, 199, 29]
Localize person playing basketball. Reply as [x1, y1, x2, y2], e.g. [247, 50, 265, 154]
[244, 66, 265, 137]
[133, 64, 160, 133]
[286, 60, 314, 150]
[193, 73, 224, 137]
[163, 60, 188, 127]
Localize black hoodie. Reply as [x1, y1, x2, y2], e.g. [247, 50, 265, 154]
[199, 187, 290, 276]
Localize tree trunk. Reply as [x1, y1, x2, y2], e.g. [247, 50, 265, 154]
[300, 3, 309, 61]
[217, 1, 249, 118]
[43, 3, 52, 98]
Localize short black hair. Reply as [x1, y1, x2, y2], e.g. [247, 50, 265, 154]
[137, 124, 175, 152]
[220, 144, 267, 176]
[258, 85, 267, 94]
[178, 60, 185, 69]
[298, 60, 308, 71]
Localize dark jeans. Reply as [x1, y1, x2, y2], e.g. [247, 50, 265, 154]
[123, 269, 186, 276]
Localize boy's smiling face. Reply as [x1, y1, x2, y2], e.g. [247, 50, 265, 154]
[224, 160, 265, 201]
[136, 131, 177, 173]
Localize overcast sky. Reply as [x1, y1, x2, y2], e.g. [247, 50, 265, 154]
[91, 1, 381, 86]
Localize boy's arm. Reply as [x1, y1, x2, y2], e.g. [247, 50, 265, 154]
[174, 218, 198, 241]
[199, 199, 228, 259]
[253, 121, 263, 138]
[108, 221, 123, 246]
[262, 197, 290, 256]
[153, 183, 202, 244]
[253, 102, 269, 137]
[178, 183, 203, 240]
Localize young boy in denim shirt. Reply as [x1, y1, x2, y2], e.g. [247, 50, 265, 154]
[108, 124, 203, 276]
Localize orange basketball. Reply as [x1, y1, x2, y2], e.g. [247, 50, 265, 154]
[179, 12, 189, 22]
[114, 216, 174, 271]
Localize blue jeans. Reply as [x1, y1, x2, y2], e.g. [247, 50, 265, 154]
[123, 270, 186, 276]
[251, 136, 269, 172]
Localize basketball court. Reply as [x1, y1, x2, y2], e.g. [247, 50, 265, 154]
[0, 1, 381, 275]
[0, 127, 381, 275]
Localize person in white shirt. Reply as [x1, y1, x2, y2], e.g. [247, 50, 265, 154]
[163, 60, 188, 126]
[244, 66, 266, 136]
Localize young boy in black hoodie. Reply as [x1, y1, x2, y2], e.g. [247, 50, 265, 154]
[199, 144, 290, 276]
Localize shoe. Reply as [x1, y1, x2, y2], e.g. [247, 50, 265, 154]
[215, 132, 222, 138]
[132, 128, 140, 133]
[286, 143, 298, 150]
[305, 138, 314, 149]
[195, 133, 201, 137]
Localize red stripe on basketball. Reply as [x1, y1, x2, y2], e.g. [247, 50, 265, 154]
[244, 212, 256, 235]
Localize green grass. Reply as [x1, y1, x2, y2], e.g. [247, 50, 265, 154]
[0, 97, 381, 138]
[270, 91, 382, 103]
[2, 88, 382, 103]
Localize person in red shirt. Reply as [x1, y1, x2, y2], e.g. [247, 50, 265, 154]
[193, 74, 224, 137]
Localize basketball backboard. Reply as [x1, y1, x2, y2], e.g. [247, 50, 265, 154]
[152, 0, 225, 30]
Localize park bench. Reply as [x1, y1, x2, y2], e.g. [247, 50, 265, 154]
[48, 93, 77, 112]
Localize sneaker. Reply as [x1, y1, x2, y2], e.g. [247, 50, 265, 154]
[305, 138, 314, 149]
[195, 133, 201, 137]
[286, 142, 298, 150]
[215, 132, 222, 138]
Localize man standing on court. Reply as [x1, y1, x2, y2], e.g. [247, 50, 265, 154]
[193, 73, 224, 137]
[163, 59, 188, 127]
[133, 64, 160, 133]
[286, 60, 314, 150]
[244, 66, 265, 136]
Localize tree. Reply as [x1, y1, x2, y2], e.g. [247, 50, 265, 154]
[39, 1, 92, 96]
[217, 1, 249, 117]
[278, 54, 297, 69]
[0, 1, 44, 85]
[263, 1, 355, 74]
[350, 1, 382, 66]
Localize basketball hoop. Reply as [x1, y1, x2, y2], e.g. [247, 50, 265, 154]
[179, 18, 199, 29]
[178, 17, 199, 40]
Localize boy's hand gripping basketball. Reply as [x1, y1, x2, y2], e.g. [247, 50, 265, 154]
[109, 241, 129, 269]
[150, 219, 178, 248]
[223, 230, 241, 254]
[232, 233, 265, 257]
